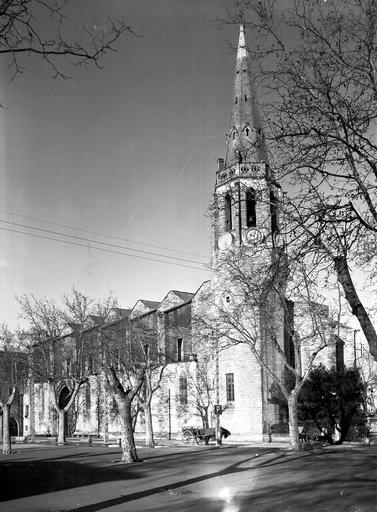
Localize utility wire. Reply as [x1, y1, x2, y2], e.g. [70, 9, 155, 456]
[0, 218, 207, 266]
[0, 209, 207, 259]
[0, 226, 208, 271]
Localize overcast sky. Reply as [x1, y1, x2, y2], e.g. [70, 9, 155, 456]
[0, 0, 240, 326]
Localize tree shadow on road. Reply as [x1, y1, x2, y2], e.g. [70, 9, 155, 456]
[0, 457, 142, 501]
[0, 445, 273, 502]
[3, 445, 373, 512]
[238, 447, 377, 512]
[67, 447, 377, 512]
[67, 452, 273, 512]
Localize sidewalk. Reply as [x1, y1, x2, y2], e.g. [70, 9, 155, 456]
[2, 435, 293, 452]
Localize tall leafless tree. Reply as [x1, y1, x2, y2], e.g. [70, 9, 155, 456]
[99, 318, 161, 462]
[227, 0, 377, 361]
[135, 364, 166, 448]
[18, 290, 115, 444]
[197, 244, 338, 449]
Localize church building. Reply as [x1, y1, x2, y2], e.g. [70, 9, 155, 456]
[18, 25, 348, 443]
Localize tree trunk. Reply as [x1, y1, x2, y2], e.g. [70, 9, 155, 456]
[102, 374, 109, 444]
[50, 380, 84, 445]
[2, 404, 12, 453]
[57, 408, 66, 445]
[334, 255, 377, 361]
[201, 409, 209, 429]
[336, 406, 355, 445]
[2, 404, 12, 454]
[288, 393, 300, 450]
[103, 400, 109, 444]
[118, 398, 141, 463]
[144, 402, 155, 447]
[1, 388, 16, 454]
[28, 366, 35, 441]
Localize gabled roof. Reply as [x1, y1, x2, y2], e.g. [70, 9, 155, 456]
[131, 299, 160, 319]
[171, 290, 195, 302]
[158, 290, 194, 312]
[138, 300, 160, 310]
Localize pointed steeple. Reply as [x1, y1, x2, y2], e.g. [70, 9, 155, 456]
[224, 25, 268, 169]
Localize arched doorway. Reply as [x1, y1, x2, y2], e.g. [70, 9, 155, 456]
[58, 386, 75, 437]
[9, 417, 19, 436]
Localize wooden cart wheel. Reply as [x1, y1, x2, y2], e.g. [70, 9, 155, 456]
[182, 429, 194, 442]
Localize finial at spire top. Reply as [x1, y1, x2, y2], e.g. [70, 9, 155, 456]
[237, 24, 248, 60]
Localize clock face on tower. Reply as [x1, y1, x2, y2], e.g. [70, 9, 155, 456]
[245, 228, 263, 245]
[218, 232, 234, 251]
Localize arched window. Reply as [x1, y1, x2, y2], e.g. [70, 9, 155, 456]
[177, 338, 183, 362]
[245, 127, 250, 137]
[225, 193, 232, 231]
[179, 375, 187, 405]
[270, 191, 279, 233]
[232, 130, 236, 140]
[246, 188, 256, 227]
[226, 373, 235, 402]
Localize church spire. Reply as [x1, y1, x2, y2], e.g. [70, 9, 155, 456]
[224, 24, 268, 169]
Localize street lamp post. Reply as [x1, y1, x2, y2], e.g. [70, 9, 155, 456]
[215, 336, 222, 446]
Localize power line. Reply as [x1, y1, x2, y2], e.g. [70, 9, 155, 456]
[0, 226, 208, 271]
[0, 209, 207, 259]
[0, 218, 208, 266]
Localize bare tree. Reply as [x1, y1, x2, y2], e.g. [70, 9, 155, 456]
[100, 320, 159, 462]
[227, 0, 377, 360]
[175, 352, 215, 430]
[135, 364, 165, 447]
[130, 311, 167, 449]
[18, 290, 115, 444]
[0, 325, 28, 454]
[196, 246, 337, 449]
[0, 0, 135, 82]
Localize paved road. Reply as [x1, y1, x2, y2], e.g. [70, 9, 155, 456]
[0, 442, 376, 511]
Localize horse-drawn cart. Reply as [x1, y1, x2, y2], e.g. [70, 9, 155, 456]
[182, 426, 230, 445]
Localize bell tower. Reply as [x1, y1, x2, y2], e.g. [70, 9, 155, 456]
[207, 25, 287, 440]
[212, 25, 283, 258]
